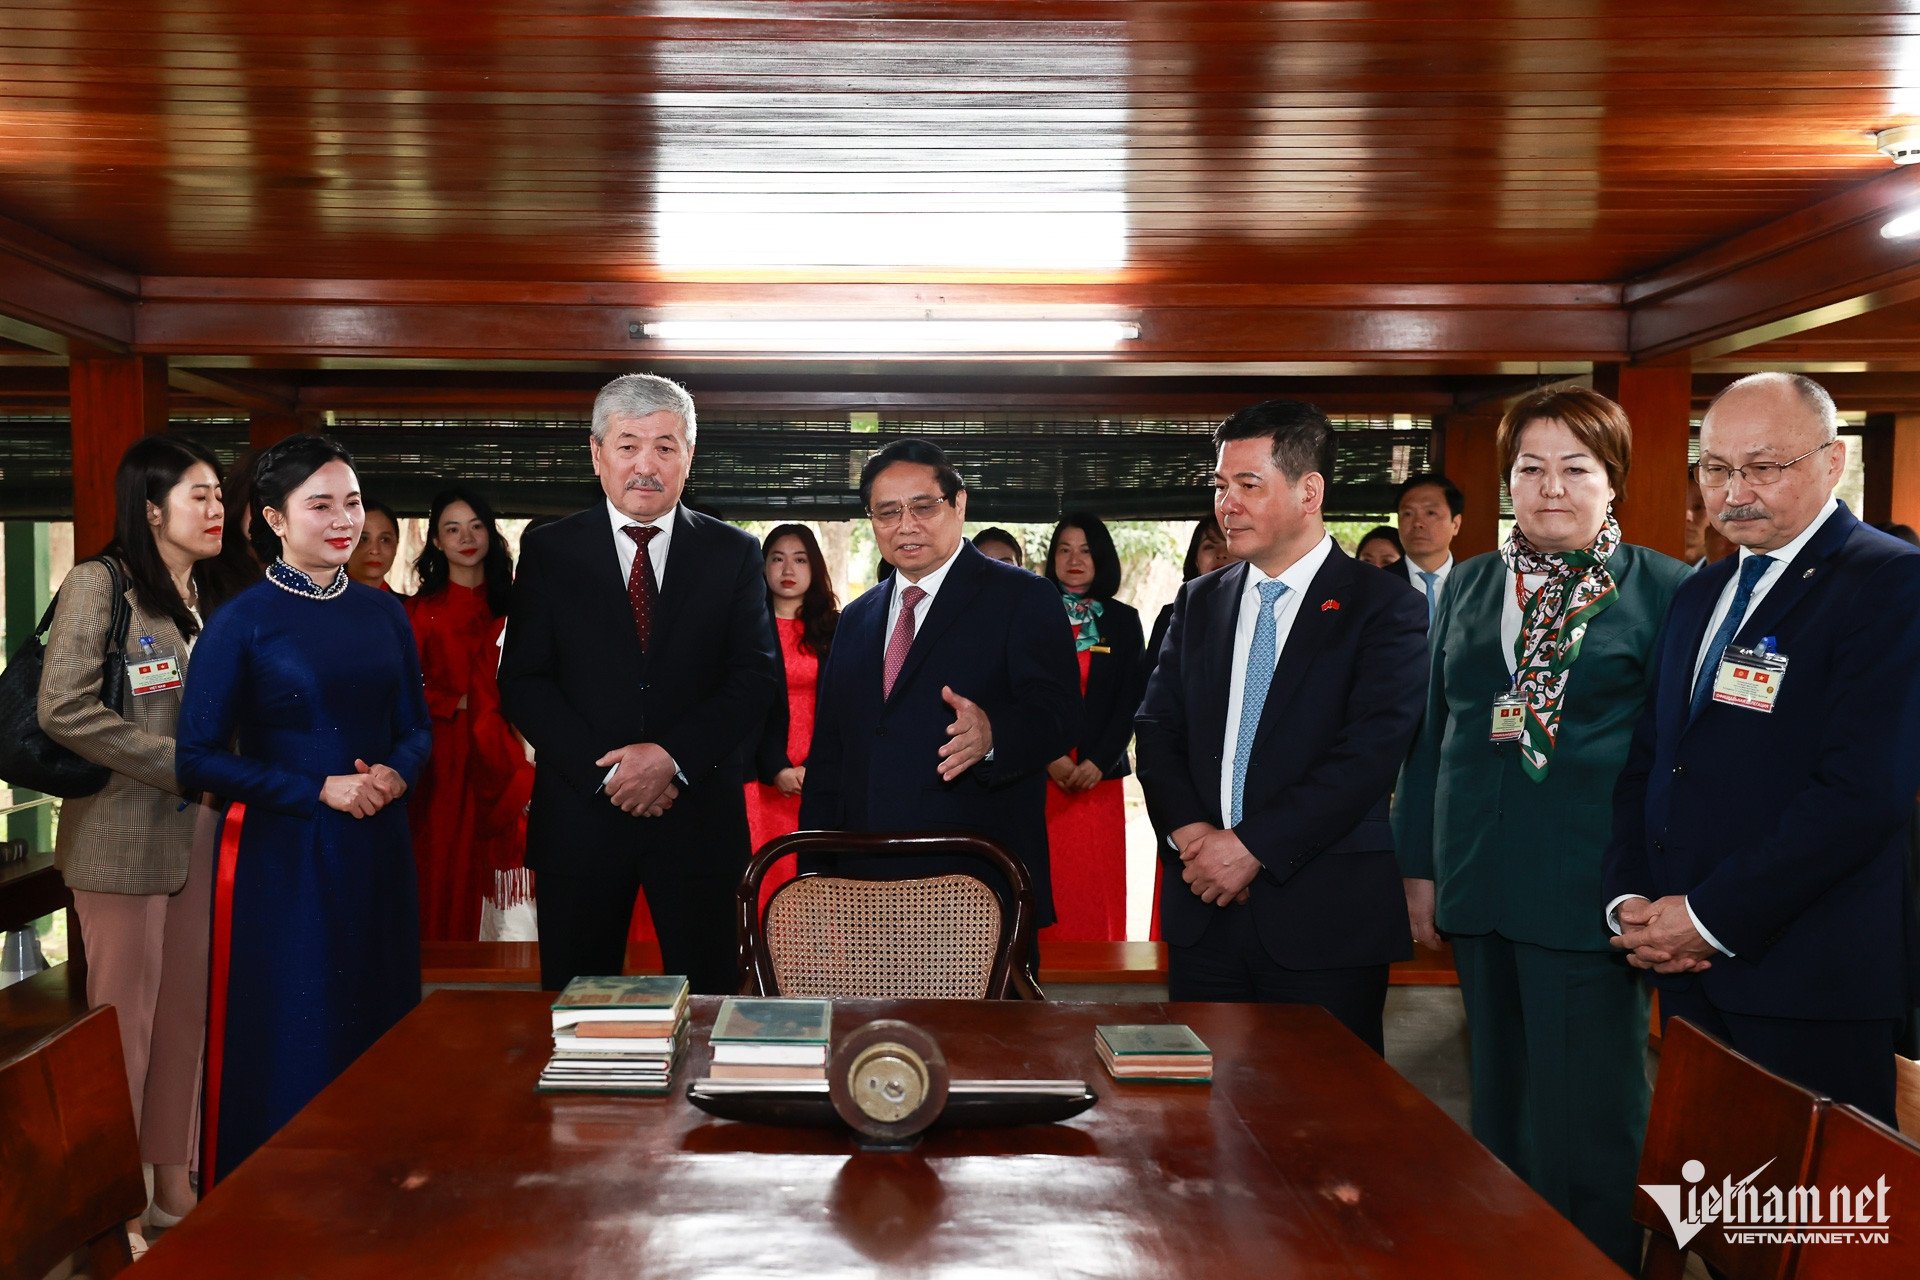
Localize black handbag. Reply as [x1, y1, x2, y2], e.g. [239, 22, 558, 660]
[0, 556, 132, 798]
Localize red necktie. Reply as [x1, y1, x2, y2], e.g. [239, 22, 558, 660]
[882, 584, 926, 698]
[623, 524, 661, 651]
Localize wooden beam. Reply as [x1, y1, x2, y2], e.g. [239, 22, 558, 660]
[69, 352, 167, 555]
[1594, 361, 1692, 560]
[1627, 165, 1920, 362]
[167, 368, 299, 416]
[1437, 409, 1502, 560]
[133, 280, 1624, 365]
[0, 216, 137, 356]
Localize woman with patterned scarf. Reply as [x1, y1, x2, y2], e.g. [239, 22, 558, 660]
[1391, 386, 1689, 1271]
[1040, 513, 1145, 942]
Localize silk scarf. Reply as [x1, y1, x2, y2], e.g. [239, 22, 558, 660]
[1499, 513, 1621, 781]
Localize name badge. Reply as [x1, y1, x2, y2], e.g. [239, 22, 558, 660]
[1490, 690, 1526, 743]
[128, 646, 182, 696]
[1711, 638, 1788, 713]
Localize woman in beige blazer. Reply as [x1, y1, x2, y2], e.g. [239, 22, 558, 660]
[38, 435, 233, 1236]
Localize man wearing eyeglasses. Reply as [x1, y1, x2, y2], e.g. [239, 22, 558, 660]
[1603, 371, 1920, 1125]
[799, 438, 1080, 940]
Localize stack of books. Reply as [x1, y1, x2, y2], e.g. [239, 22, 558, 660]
[703, 997, 833, 1083]
[1094, 1024, 1213, 1084]
[536, 975, 690, 1094]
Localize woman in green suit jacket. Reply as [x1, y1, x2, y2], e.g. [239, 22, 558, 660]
[1394, 385, 1689, 1270]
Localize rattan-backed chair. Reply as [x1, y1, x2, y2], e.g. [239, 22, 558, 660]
[736, 830, 1041, 1000]
[0, 1005, 146, 1280]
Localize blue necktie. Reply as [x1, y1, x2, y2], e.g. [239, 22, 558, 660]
[1689, 554, 1773, 721]
[1230, 579, 1291, 827]
[1417, 570, 1440, 625]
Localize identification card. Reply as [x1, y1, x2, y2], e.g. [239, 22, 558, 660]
[1711, 640, 1788, 713]
[127, 647, 182, 696]
[1490, 691, 1526, 743]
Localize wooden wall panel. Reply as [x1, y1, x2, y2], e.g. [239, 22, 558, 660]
[1439, 410, 1502, 561]
[1595, 361, 1693, 561]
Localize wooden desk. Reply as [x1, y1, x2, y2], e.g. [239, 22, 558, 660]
[138, 992, 1621, 1279]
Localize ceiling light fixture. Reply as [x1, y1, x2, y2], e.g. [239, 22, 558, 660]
[637, 319, 1142, 352]
[1881, 209, 1920, 238]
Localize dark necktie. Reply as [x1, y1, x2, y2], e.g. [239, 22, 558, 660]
[1688, 554, 1773, 721]
[623, 524, 661, 651]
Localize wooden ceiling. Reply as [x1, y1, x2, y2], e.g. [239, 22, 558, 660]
[3, 1, 1920, 406]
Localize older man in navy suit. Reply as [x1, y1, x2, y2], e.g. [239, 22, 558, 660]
[1135, 400, 1429, 1052]
[798, 439, 1080, 934]
[1604, 372, 1920, 1124]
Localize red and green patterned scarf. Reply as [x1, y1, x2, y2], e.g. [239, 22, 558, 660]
[1500, 513, 1621, 781]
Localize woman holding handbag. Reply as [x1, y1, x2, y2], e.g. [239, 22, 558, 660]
[37, 435, 236, 1237]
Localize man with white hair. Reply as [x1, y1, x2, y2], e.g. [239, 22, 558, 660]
[1603, 371, 1920, 1123]
[500, 373, 778, 993]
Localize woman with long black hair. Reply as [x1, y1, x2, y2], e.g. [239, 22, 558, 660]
[38, 435, 236, 1237]
[406, 487, 532, 940]
[177, 433, 431, 1181]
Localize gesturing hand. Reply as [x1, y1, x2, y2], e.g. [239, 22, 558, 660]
[936, 686, 994, 782]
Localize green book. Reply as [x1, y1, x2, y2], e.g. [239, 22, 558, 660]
[1096, 1024, 1211, 1057]
[711, 998, 833, 1044]
[550, 975, 690, 1029]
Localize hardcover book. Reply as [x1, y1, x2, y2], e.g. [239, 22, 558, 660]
[710, 998, 832, 1044]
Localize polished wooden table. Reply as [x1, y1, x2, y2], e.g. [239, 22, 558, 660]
[138, 992, 1623, 1278]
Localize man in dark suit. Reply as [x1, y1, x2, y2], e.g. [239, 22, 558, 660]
[1135, 400, 1429, 1053]
[1382, 471, 1463, 626]
[798, 438, 1080, 933]
[1604, 371, 1920, 1125]
[500, 374, 779, 993]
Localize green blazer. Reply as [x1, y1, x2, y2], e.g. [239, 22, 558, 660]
[1393, 543, 1689, 951]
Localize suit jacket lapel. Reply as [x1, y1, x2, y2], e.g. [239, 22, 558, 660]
[887, 543, 988, 703]
[1665, 557, 1731, 739]
[1733, 504, 1858, 649]
[1251, 549, 1355, 752]
[585, 511, 647, 667]
[1196, 564, 1246, 755]
[648, 505, 699, 658]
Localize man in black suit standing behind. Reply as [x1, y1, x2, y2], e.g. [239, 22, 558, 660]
[500, 373, 778, 993]
[1135, 401, 1429, 1052]
[798, 439, 1080, 935]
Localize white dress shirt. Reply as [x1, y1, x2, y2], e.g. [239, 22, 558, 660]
[1606, 497, 1840, 957]
[1408, 553, 1454, 614]
[605, 499, 677, 592]
[1218, 534, 1337, 825]
[884, 540, 963, 644]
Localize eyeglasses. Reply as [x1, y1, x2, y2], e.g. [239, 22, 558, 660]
[1694, 442, 1833, 489]
[868, 495, 954, 526]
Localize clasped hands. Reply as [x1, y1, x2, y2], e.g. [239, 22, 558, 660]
[1169, 822, 1258, 906]
[320, 759, 408, 819]
[595, 742, 680, 818]
[1047, 756, 1103, 793]
[1610, 895, 1716, 974]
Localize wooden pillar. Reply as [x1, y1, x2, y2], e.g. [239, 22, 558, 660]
[248, 410, 307, 452]
[1594, 360, 1692, 560]
[1437, 410, 1501, 559]
[1862, 413, 1894, 525]
[2, 522, 53, 850]
[1889, 413, 1920, 530]
[68, 351, 167, 556]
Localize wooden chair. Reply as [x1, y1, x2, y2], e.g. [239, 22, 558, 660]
[736, 830, 1040, 1000]
[1636, 1017, 1828, 1280]
[0, 1005, 145, 1279]
[1788, 1103, 1920, 1278]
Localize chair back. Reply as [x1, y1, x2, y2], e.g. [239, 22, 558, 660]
[1636, 1017, 1828, 1280]
[1789, 1103, 1920, 1278]
[737, 830, 1036, 999]
[0, 1005, 145, 1279]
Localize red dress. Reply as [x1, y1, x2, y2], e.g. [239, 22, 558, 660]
[408, 582, 534, 941]
[1039, 645, 1128, 942]
[744, 616, 814, 903]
